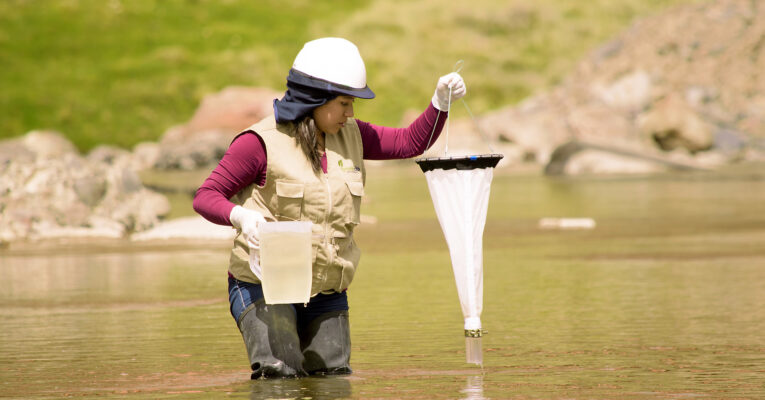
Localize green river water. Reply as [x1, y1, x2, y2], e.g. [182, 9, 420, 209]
[1, 165, 764, 399]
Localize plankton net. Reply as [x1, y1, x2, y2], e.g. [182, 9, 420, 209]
[415, 61, 503, 365]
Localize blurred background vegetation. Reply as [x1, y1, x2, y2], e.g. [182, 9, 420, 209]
[0, 0, 700, 152]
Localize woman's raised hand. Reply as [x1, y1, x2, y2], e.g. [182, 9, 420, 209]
[432, 72, 466, 111]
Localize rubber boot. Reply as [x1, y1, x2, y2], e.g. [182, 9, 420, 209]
[300, 310, 352, 375]
[238, 299, 307, 379]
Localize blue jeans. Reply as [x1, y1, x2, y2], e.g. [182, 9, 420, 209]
[228, 276, 349, 331]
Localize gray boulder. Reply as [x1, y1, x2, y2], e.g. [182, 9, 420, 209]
[0, 131, 170, 244]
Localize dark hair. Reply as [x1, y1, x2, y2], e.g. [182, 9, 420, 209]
[295, 115, 322, 174]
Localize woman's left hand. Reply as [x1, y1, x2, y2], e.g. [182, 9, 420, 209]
[432, 72, 466, 111]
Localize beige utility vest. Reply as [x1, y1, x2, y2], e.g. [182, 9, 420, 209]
[228, 115, 366, 296]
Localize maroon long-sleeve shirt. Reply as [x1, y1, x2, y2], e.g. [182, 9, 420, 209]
[193, 103, 447, 225]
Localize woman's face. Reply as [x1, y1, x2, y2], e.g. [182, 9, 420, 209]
[313, 96, 355, 135]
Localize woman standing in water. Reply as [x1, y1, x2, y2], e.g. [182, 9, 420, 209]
[193, 37, 465, 378]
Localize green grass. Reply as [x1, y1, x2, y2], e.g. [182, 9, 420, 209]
[0, 0, 701, 152]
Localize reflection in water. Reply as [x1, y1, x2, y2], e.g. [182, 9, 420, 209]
[249, 376, 351, 400]
[1, 171, 765, 398]
[461, 374, 485, 400]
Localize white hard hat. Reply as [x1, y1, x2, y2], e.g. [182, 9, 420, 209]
[291, 37, 375, 99]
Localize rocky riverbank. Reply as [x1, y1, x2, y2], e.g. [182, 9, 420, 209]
[0, 85, 280, 245]
[0, 131, 170, 244]
[435, 0, 765, 173]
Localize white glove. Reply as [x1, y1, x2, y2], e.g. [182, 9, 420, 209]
[229, 205, 267, 249]
[431, 72, 467, 111]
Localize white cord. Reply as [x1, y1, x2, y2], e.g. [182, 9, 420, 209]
[443, 60, 463, 156]
[460, 98, 495, 154]
[426, 60, 499, 157]
[444, 86, 452, 155]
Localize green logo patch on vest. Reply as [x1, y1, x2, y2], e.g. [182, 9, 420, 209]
[338, 159, 361, 172]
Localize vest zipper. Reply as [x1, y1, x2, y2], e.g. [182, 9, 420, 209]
[323, 171, 334, 269]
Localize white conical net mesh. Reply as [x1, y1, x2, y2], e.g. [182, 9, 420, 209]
[423, 167, 494, 331]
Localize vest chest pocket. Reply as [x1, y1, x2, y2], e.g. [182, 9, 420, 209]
[344, 174, 364, 226]
[275, 180, 304, 221]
